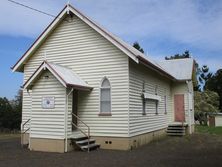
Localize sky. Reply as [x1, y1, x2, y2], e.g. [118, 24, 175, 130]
[0, 0, 222, 99]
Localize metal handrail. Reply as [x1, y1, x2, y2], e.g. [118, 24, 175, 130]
[71, 113, 90, 152]
[21, 119, 30, 147]
[23, 127, 30, 134]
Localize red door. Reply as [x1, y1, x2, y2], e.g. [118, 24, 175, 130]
[174, 94, 185, 122]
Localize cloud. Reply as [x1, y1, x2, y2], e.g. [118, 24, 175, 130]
[1, 0, 222, 54]
[0, 0, 64, 37]
[72, 0, 222, 52]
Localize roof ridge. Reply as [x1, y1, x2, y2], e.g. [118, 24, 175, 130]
[157, 58, 193, 62]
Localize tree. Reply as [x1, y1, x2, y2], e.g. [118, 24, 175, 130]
[133, 42, 144, 53]
[165, 50, 191, 60]
[194, 90, 219, 125]
[0, 97, 13, 131]
[205, 69, 222, 112]
[0, 90, 22, 131]
[10, 90, 22, 130]
[195, 64, 212, 91]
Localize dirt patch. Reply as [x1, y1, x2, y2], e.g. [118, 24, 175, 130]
[0, 134, 222, 167]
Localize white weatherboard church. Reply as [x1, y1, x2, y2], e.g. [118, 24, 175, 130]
[12, 4, 195, 153]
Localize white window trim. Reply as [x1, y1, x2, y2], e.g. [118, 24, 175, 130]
[99, 77, 112, 116]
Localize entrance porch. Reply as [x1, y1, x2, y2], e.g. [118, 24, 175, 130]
[21, 61, 99, 152]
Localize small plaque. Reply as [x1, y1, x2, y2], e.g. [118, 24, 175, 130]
[42, 97, 55, 109]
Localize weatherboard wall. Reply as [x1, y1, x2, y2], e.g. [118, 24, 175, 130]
[128, 60, 173, 137]
[22, 14, 129, 138]
[30, 70, 66, 139]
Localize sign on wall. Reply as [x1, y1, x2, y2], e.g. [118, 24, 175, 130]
[42, 97, 55, 109]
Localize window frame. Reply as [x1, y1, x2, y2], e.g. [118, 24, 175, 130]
[99, 77, 112, 116]
[155, 85, 158, 115]
[155, 101, 158, 115]
[142, 81, 146, 115]
[164, 95, 167, 114]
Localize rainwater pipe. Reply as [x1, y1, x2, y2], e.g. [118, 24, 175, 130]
[186, 80, 192, 134]
[65, 88, 73, 152]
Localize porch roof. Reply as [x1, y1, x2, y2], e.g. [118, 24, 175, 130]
[23, 61, 92, 91]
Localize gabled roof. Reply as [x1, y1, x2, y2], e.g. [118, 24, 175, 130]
[156, 58, 194, 81]
[11, 4, 176, 81]
[23, 61, 92, 91]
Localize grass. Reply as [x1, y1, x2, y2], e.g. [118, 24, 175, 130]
[0, 133, 20, 140]
[195, 125, 222, 135]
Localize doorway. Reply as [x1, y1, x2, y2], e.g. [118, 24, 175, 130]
[174, 94, 185, 122]
[72, 90, 78, 131]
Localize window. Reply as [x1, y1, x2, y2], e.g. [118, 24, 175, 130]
[164, 95, 167, 114]
[142, 81, 146, 115]
[155, 101, 158, 115]
[100, 77, 111, 114]
[142, 99, 146, 115]
[155, 85, 158, 115]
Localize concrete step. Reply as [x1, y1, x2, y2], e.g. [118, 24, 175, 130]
[167, 132, 185, 136]
[69, 131, 87, 140]
[167, 127, 185, 130]
[168, 125, 186, 128]
[168, 122, 188, 126]
[70, 132, 100, 152]
[166, 130, 185, 133]
[76, 138, 96, 145]
[167, 123, 187, 136]
[80, 143, 100, 151]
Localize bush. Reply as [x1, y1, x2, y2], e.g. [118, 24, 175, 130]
[194, 90, 220, 125]
[0, 91, 22, 131]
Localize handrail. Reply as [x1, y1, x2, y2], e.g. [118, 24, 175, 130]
[22, 119, 30, 128]
[23, 128, 30, 134]
[21, 119, 30, 147]
[71, 113, 90, 152]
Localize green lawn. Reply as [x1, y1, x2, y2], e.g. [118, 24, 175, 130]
[195, 125, 222, 135]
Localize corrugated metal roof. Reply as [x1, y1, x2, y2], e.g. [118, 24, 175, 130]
[23, 61, 92, 90]
[156, 58, 194, 80]
[46, 62, 91, 88]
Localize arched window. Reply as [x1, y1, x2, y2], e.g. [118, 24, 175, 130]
[100, 77, 111, 113]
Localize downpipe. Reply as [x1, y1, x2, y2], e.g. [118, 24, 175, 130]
[186, 80, 192, 134]
[65, 88, 73, 152]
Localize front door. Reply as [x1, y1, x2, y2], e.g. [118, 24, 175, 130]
[72, 90, 78, 131]
[174, 94, 185, 122]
